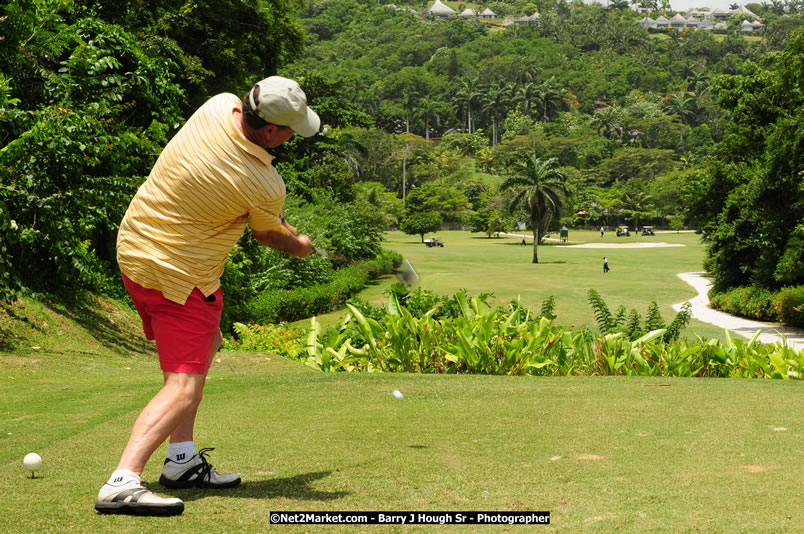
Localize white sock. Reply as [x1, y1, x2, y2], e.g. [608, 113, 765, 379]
[107, 469, 140, 486]
[167, 441, 196, 463]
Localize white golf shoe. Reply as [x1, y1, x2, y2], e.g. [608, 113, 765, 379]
[95, 479, 184, 516]
[159, 447, 241, 489]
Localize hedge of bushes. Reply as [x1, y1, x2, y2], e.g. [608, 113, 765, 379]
[247, 250, 401, 324]
[710, 285, 804, 327]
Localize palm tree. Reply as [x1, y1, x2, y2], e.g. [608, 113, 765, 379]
[333, 129, 369, 179]
[590, 106, 624, 143]
[515, 82, 539, 117]
[501, 155, 569, 264]
[622, 191, 653, 230]
[481, 82, 513, 146]
[417, 96, 444, 141]
[454, 77, 481, 133]
[665, 92, 699, 126]
[399, 90, 419, 134]
[686, 70, 710, 96]
[532, 78, 564, 121]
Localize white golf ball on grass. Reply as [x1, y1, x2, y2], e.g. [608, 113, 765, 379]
[24, 453, 42, 477]
[392, 389, 404, 400]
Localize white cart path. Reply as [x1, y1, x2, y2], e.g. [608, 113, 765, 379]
[673, 272, 804, 351]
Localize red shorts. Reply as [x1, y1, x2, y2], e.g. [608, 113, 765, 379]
[122, 273, 223, 375]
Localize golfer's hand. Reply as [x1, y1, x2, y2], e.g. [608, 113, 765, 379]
[282, 218, 298, 236]
[293, 234, 313, 258]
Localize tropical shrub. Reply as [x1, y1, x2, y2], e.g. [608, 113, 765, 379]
[774, 287, 804, 327]
[710, 286, 778, 322]
[228, 290, 803, 380]
[587, 288, 692, 342]
[223, 322, 306, 358]
[247, 250, 400, 324]
[0, 17, 182, 299]
[710, 285, 804, 326]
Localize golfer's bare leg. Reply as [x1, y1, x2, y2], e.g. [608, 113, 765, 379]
[169, 330, 222, 444]
[116, 372, 206, 475]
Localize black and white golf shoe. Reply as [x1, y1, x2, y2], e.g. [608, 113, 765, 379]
[95, 479, 184, 516]
[159, 447, 241, 489]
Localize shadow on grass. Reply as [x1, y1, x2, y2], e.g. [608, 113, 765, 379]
[42, 293, 154, 356]
[176, 471, 349, 502]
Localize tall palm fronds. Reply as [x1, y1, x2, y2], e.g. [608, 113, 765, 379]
[454, 77, 482, 133]
[500, 155, 569, 264]
[481, 82, 514, 145]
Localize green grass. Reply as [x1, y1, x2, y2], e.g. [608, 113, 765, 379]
[305, 229, 727, 342]
[1, 345, 802, 533]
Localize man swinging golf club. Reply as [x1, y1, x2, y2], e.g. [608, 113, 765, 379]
[95, 76, 319, 516]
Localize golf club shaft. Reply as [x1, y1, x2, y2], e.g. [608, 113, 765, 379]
[313, 246, 355, 264]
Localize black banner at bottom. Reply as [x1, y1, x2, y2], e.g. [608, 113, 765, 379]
[269, 511, 550, 525]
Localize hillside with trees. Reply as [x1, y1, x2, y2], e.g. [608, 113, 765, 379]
[1, 0, 802, 329]
[279, 0, 802, 289]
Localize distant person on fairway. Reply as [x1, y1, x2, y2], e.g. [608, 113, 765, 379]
[95, 76, 320, 516]
[600, 226, 604, 238]
[603, 257, 610, 273]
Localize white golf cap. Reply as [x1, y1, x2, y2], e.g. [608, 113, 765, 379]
[248, 76, 320, 137]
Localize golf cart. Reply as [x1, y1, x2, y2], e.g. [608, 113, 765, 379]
[641, 226, 655, 236]
[424, 235, 444, 247]
[616, 225, 630, 237]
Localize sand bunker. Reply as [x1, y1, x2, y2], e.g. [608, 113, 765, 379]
[565, 242, 685, 249]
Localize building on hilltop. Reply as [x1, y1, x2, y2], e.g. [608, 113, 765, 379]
[669, 13, 687, 29]
[502, 12, 540, 26]
[426, 0, 456, 18]
[741, 19, 764, 31]
[479, 8, 496, 19]
[458, 8, 476, 18]
[635, 4, 764, 32]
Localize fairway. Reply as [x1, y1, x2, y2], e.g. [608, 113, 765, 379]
[1, 349, 802, 533]
[377, 230, 727, 341]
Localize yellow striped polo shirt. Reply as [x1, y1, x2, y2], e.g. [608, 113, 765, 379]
[117, 93, 285, 304]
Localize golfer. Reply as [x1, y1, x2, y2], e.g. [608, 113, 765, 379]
[95, 76, 319, 516]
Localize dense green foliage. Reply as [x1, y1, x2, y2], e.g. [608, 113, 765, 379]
[0, 0, 389, 317]
[0, 0, 304, 300]
[246, 249, 400, 325]
[2, 0, 802, 333]
[688, 29, 804, 292]
[233, 289, 804, 378]
[586, 288, 693, 342]
[280, 1, 802, 294]
[710, 285, 804, 326]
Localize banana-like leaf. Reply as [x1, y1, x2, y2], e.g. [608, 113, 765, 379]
[306, 316, 321, 358]
[747, 330, 761, 348]
[633, 328, 667, 345]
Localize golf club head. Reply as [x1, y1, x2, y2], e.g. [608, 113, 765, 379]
[397, 259, 419, 287]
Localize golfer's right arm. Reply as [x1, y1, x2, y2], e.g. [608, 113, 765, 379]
[252, 228, 313, 258]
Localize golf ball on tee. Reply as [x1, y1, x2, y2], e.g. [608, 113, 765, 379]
[392, 389, 404, 400]
[24, 453, 42, 471]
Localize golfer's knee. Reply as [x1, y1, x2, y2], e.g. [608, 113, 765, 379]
[164, 374, 205, 406]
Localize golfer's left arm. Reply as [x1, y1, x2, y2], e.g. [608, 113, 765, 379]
[252, 226, 312, 258]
